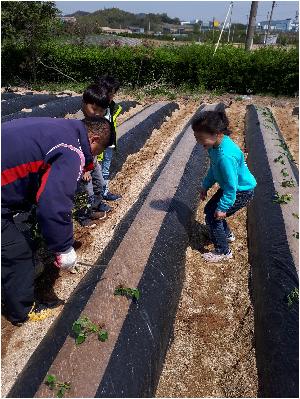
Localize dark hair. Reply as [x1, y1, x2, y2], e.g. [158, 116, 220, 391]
[83, 116, 113, 146]
[96, 75, 120, 93]
[82, 84, 110, 108]
[191, 110, 232, 136]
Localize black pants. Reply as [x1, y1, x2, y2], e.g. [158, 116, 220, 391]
[204, 189, 255, 254]
[1, 215, 35, 323]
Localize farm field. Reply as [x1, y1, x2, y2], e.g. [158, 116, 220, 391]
[1, 88, 298, 397]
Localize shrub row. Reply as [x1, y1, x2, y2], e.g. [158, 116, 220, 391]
[2, 43, 298, 95]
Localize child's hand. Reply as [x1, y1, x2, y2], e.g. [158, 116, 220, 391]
[82, 171, 91, 182]
[214, 210, 227, 220]
[200, 188, 208, 201]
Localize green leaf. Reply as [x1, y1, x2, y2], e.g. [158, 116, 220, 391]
[281, 168, 289, 177]
[75, 333, 86, 345]
[89, 324, 99, 333]
[114, 287, 123, 296]
[45, 374, 57, 389]
[72, 322, 82, 335]
[131, 288, 141, 300]
[57, 387, 65, 398]
[98, 330, 108, 342]
[46, 374, 57, 384]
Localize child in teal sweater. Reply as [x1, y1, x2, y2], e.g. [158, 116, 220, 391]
[192, 110, 257, 263]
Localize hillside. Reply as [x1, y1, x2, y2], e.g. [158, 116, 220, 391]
[66, 7, 181, 31]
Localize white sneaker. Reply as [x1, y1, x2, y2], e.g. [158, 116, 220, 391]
[227, 233, 236, 242]
[202, 250, 233, 263]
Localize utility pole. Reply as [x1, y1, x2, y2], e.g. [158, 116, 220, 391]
[245, 1, 259, 51]
[148, 18, 151, 32]
[231, 24, 235, 43]
[227, 2, 234, 42]
[265, 1, 276, 45]
[263, 11, 270, 44]
[212, 16, 215, 41]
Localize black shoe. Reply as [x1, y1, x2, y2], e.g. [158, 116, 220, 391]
[79, 218, 97, 228]
[103, 192, 122, 201]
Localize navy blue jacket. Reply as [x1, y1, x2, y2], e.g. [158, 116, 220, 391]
[2, 117, 94, 252]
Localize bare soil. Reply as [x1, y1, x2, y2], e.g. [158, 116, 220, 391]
[1, 91, 298, 397]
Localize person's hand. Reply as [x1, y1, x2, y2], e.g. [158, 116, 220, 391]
[214, 210, 227, 220]
[200, 187, 208, 201]
[82, 171, 91, 182]
[54, 247, 77, 270]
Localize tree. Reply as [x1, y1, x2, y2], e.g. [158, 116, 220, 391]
[193, 24, 200, 34]
[2, 1, 61, 81]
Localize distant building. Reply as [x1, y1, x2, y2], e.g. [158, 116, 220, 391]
[163, 23, 195, 35]
[260, 34, 278, 45]
[61, 16, 77, 23]
[162, 24, 179, 34]
[101, 27, 132, 34]
[128, 26, 145, 34]
[257, 18, 293, 31]
[180, 19, 201, 26]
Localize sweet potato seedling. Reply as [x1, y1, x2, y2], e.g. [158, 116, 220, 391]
[114, 285, 141, 301]
[281, 168, 289, 177]
[72, 316, 108, 345]
[281, 179, 296, 188]
[274, 155, 285, 165]
[273, 192, 292, 204]
[44, 374, 71, 398]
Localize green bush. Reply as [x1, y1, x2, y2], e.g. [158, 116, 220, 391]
[2, 42, 298, 95]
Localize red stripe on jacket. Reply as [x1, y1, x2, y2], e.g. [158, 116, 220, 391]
[1, 160, 46, 186]
[36, 165, 52, 202]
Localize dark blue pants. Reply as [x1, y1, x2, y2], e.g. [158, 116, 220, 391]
[204, 189, 254, 254]
[2, 214, 35, 323]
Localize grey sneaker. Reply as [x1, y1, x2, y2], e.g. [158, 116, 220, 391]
[202, 250, 233, 263]
[227, 233, 236, 242]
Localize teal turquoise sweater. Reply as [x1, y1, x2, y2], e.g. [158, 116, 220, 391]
[202, 135, 257, 212]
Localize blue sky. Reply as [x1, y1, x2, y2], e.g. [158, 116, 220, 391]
[56, 1, 299, 24]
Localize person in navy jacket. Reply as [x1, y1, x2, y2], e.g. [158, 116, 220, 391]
[1, 116, 112, 325]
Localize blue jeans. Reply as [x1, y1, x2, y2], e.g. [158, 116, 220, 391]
[204, 189, 255, 254]
[75, 163, 105, 224]
[88, 162, 105, 199]
[101, 147, 113, 195]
